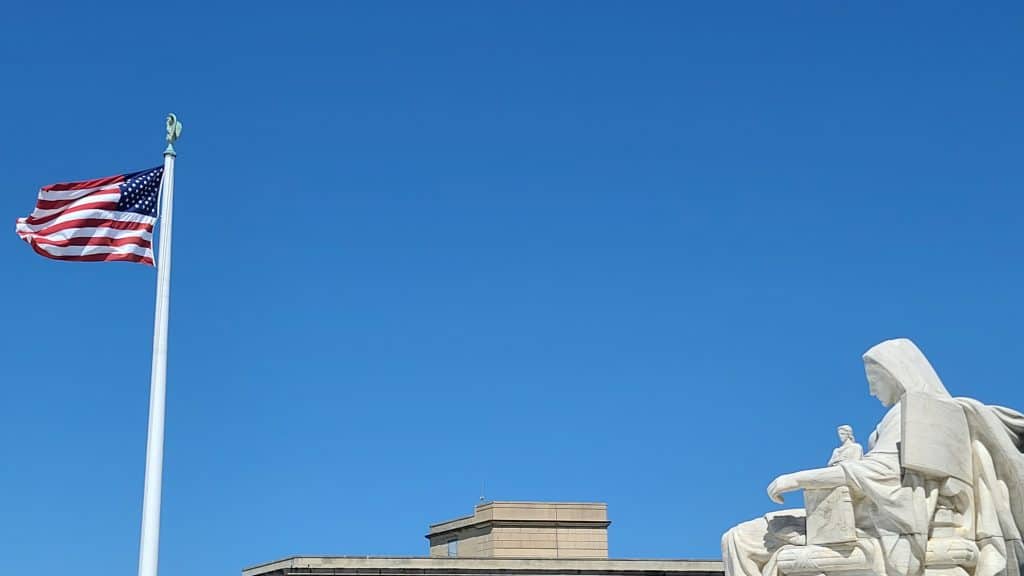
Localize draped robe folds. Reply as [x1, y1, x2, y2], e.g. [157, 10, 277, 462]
[721, 340, 1024, 576]
[958, 399, 1024, 576]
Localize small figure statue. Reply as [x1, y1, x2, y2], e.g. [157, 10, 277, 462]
[165, 113, 182, 154]
[827, 425, 863, 466]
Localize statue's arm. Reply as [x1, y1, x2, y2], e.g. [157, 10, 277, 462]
[767, 466, 847, 504]
[827, 448, 840, 467]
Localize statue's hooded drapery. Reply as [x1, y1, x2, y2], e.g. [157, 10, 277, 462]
[862, 338, 951, 398]
[722, 339, 1024, 576]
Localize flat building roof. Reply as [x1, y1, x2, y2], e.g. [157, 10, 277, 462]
[243, 556, 724, 576]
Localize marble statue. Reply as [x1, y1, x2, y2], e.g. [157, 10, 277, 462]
[828, 425, 863, 466]
[722, 338, 1024, 576]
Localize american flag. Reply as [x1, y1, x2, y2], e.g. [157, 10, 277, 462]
[15, 167, 164, 266]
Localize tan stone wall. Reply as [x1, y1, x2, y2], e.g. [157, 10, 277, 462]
[427, 502, 609, 559]
[489, 525, 607, 558]
[486, 502, 607, 523]
[430, 525, 492, 557]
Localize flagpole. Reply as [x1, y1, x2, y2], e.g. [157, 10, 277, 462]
[138, 113, 181, 576]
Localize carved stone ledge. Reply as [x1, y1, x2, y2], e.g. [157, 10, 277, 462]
[776, 543, 875, 576]
[924, 538, 978, 568]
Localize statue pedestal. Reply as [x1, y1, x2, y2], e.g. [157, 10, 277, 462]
[777, 488, 868, 576]
[776, 542, 875, 576]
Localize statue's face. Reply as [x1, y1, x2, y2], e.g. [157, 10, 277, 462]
[865, 361, 902, 407]
[838, 428, 851, 441]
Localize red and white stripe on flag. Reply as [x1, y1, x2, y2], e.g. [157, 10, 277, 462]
[15, 167, 163, 266]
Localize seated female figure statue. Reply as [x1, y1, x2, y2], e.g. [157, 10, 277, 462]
[827, 425, 862, 466]
[722, 339, 1024, 576]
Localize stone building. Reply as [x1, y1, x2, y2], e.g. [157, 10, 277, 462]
[427, 501, 610, 559]
[244, 501, 722, 576]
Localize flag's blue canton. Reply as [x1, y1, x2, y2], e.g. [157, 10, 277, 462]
[117, 167, 163, 217]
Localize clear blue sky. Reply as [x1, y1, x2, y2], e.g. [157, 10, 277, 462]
[2, 2, 1023, 575]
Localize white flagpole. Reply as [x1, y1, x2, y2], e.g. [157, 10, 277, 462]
[138, 113, 182, 576]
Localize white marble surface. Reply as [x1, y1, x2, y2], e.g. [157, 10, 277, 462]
[805, 487, 856, 546]
[722, 339, 1024, 576]
[901, 391, 972, 484]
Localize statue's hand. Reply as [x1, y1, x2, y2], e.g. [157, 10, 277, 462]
[767, 473, 800, 504]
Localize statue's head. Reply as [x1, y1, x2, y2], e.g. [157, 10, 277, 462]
[862, 338, 951, 407]
[837, 424, 854, 442]
[864, 357, 905, 406]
